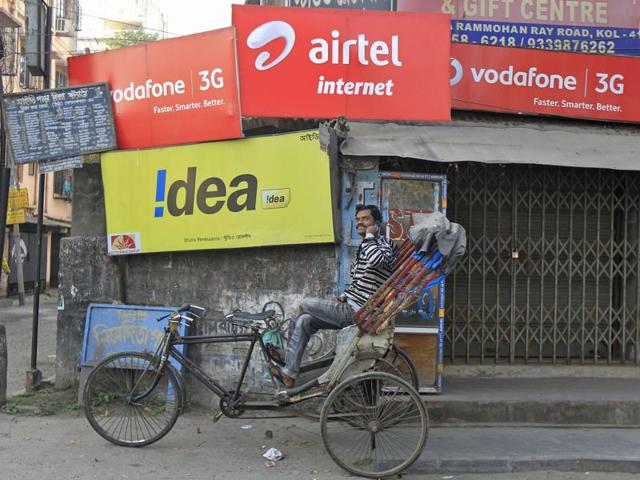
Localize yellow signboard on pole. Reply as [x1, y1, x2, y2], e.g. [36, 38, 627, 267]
[101, 131, 335, 255]
[6, 208, 26, 225]
[8, 188, 29, 209]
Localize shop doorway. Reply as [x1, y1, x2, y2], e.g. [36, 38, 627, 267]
[445, 163, 640, 365]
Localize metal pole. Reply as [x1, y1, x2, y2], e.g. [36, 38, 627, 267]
[27, 1, 51, 390]
[0, 324, 6, 407]
[30, 172, 45, 372]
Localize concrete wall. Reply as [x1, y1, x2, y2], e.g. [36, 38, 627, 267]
[57, 163, 340, 404]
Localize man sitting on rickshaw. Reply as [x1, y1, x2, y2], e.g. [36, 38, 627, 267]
[270, 204, 397, 388]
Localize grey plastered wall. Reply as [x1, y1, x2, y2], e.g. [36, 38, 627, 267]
[56, 162, 340, 404]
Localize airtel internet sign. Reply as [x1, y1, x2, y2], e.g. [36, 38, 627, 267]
[233, 5, 451, 122]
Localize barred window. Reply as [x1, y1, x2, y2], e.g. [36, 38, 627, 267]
[53, 169, 73, 200]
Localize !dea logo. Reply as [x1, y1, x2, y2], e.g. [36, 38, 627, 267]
[261, 189, 290, 209]
[154, 168, 257, 218]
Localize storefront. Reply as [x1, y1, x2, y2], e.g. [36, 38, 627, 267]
[324, 113, 640, 373]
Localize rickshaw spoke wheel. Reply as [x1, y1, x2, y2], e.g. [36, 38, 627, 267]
[340, 354, 402, 382]
[83, 352, 182, 447]
[320, 372, 428, 478]
[384, 345, 420, 390]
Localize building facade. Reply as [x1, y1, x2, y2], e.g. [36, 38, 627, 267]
[53, 1, 640, 404]
[76, 0, 166, 54]
[0, 0, 78, 297]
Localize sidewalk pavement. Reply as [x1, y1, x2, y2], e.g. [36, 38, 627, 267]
[2, 292, 640, 477]
[0, 292, 58, 396]
[2, 410, 640, 480]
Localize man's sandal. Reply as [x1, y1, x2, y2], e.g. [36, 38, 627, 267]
[267, 361, 295, 388]
[266, 344, 286, 365]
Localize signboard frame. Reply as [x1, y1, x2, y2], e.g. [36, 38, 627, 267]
[451, 43, 640, 124]
[233, 4, 451, 122]
[8, 188, 28, 209]
[68, 27, 243, 150]
[397, 1, 640, 57]
[379, 171, 448, 393]
[1, 82, 117, 164]
[101, 130, 337, 255]
[77, 303, 187, 404]
[80, 303, 186, 368]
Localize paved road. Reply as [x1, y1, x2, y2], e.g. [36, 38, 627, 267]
[1, 412, 638, 480]
[1, 293, 58, 395]
[2, 294, 639, 479]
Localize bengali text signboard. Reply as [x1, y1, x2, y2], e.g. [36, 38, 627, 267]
[6, 188, 28, 225]
[233, 4, 451, 121]
[101, 131, 335, 255]
[8, 188, 28, 209]
[451, 43, 640, 123]
[397, 0, 640, 56]
[80, 304, 185, 368]
[2, 83, 116, 164]
[6, 209, 26, 225]
[39, 156, 83, 174]
[69, 27, 242, 150]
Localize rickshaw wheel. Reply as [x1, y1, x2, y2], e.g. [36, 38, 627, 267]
[320, 371, 428, 478]
[384, 345, 420, 390]
[340, 352, 402, 382]
[83, 351, 182, 447]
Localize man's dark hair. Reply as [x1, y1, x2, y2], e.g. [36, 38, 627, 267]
[355, 204, 382, 223]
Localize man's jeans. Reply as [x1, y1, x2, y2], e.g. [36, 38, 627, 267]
[283, 297, 355, 378]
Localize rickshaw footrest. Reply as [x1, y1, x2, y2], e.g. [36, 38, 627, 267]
[285, 378, 320, 397]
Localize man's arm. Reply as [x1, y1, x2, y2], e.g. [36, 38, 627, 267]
[361, 237, 396, 268]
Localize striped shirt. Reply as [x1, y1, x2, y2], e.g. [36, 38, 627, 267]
[344, 235, 397, 309]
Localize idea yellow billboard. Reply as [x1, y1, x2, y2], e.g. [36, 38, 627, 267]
[101, 131, 335, 255]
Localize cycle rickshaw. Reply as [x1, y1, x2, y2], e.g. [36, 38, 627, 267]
[82, 213, 465, 478]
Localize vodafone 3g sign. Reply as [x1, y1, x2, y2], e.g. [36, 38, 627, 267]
[233, 5, 451, 122]
[450, 43, 640, 123]
[69, 28, 242, 150]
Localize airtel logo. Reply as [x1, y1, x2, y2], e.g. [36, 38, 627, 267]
[246, 20, 403, 71]
[246, 20, 296, 71]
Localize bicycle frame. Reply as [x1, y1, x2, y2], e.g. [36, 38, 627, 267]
[129, 314, 395, 413]
[170, 330, 261, 403]
[127, 326, 265, 406]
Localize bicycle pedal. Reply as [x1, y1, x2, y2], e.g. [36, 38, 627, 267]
[212, 411, 224, 423]
[274, 390, 290, 404]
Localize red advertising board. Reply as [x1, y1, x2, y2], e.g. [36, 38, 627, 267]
[398, 1, 640, 27]
[397, 1, 640, 57]
[68, 28, 242, 150]
[233, 4, 451, 121]
[451, 43, 640, 123]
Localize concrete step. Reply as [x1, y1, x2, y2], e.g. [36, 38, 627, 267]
[427, 377, 640, 427]
[416, 426, 640, 475]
